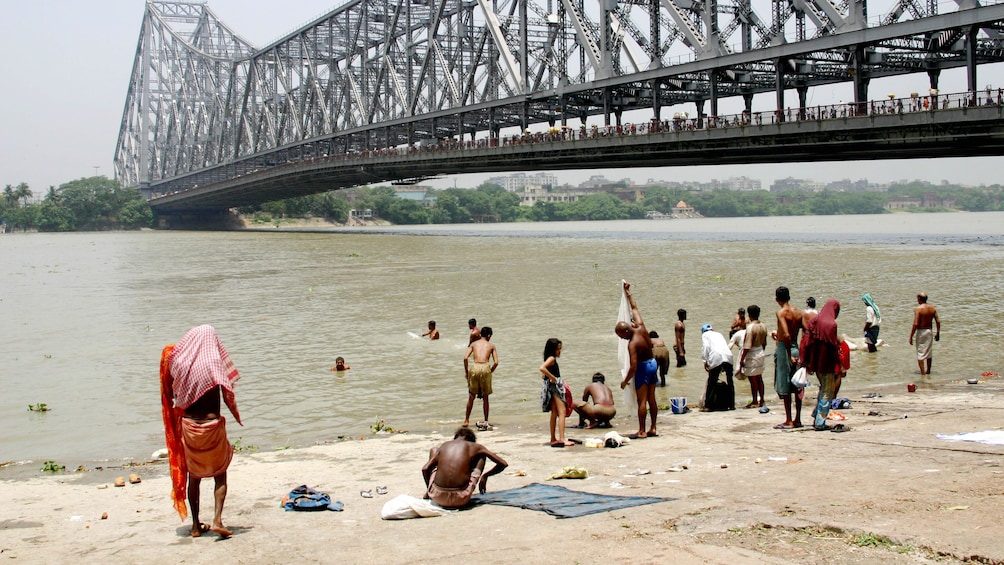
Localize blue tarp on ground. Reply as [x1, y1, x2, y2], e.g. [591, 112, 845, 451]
[471, 482, 673, 519]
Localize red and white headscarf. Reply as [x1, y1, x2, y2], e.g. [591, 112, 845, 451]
[161, 325, 241, 520]
[169, 324, 241, 423]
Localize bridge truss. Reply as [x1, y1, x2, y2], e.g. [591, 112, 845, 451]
[115, 0, 1004, 192]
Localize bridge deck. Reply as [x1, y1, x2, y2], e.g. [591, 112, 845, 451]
[150, 98, 1004, 212]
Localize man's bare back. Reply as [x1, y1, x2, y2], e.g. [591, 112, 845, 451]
[427, 440, 487, 488]
[630, 326, 654, 362]
[776, 304, 803, 351]
[584, 382, 614, 405]
[422, 429, 507, 498]
[914, 304, 939, 330]
[467, 339, 496, 365]
[910, 293, 941, 343]
[184, 386, 221, 421]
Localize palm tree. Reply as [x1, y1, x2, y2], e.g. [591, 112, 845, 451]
[14, 183, 32, 207]
[3, 185, 15, 208]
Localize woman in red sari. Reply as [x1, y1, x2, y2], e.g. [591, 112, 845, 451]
[799, 300, 842, 431]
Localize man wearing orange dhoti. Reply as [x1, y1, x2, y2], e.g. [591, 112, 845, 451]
[160, 325, 242, 538]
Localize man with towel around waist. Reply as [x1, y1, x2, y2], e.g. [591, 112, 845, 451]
[909, 293, 941, 377]
[423, 427, 508, 508]
[160, 325, 242, 538]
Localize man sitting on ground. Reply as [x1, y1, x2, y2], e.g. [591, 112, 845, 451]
[574, 372, 617, 429]
[422, 427, 508, 509]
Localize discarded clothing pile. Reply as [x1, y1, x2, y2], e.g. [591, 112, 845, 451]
[283, 485, 343, 512]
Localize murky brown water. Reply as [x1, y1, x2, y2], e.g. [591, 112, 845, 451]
[2, 212, 1001, 469]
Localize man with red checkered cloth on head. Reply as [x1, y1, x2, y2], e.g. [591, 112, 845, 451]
[160, 325, 242, 539]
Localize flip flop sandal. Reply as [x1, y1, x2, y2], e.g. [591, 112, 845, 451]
[360, 490, 374, 498]
[830, 424, 851, 433]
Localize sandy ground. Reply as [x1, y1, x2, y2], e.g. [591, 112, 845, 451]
[2, 377, 1003, 565]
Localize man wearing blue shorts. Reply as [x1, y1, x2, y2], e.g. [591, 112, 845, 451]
[617, 281, 659, 439]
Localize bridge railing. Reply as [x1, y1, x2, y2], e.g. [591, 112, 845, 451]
[344, 90, 1002, 152]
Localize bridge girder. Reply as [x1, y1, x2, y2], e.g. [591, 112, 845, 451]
[115, 0, 1004, 196]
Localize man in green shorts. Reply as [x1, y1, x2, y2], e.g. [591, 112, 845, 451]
[464, 327, 498, 429]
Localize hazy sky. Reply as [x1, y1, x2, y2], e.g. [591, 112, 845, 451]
[2, 0, 1002, 196]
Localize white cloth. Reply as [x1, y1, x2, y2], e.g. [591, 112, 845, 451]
[937, 431, 1004, 446]
[381, 495, 451, 520]
[701, 331, 733, 370]
[728, 329, 746, 351]
[865, 306, 880, 327]
[617, 285, 638, 414]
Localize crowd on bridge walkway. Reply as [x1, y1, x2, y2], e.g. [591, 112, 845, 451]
[161, 89, 1003, 195]
[286, 89, 1003, 161]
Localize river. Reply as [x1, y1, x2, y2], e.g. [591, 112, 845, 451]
[1, 212, 1001, 472]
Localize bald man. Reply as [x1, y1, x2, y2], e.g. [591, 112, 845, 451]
[909, 293, 941, 377]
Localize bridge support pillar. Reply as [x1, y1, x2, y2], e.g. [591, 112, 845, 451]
[603, 87, 611, 126]
[710, 72, 719, 119]
[852, 46, 869, 116]
[775, 58, 785, 122]
[742, 92, 754, 115]
[695, 99, 706, 129]
[927, 68, 941, 108]
[927, 68, 940, 92]
[797, 83, 808, 120]
[966, 25, 978, 95]
[652, 79, 662, 122]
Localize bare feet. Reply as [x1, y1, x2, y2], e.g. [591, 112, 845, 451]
[461, 421, 469, 427]
[191, 523, 211, 538]
[210, 522, 232, 539]
[584, 422, 598, 430]
[647, 429, 658, 437]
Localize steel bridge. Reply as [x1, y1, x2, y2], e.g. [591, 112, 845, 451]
[114, 0, 1004, 213]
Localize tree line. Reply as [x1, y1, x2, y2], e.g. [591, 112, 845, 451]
[1, 177, 152, 232]
[246, 180, 1004, 225]
[2, 176, 1001, 232]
